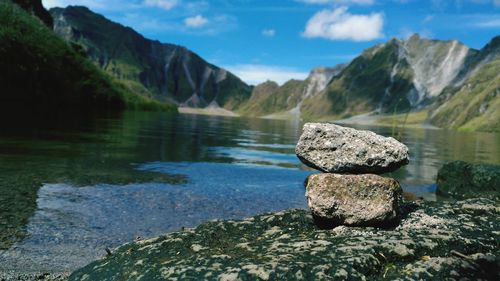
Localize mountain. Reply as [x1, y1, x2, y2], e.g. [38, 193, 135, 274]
[0, 0, 174, 111]
[10, 0, 53, 27]
[238, 65, 344, 118]
[50, 6, 252, 110]
[237, 34, 498, 132]
[429, 36, 500, 132]
[300, 35, 481, 120]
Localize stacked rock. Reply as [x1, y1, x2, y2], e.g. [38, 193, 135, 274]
[295, 123, 409, 228]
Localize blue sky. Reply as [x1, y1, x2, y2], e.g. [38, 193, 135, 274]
[42, 0, 500, 85]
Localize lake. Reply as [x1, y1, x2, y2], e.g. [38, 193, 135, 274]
[0, 111, 499, 273]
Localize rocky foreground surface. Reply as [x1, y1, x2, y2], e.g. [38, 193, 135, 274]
[69, 198, 499, 281]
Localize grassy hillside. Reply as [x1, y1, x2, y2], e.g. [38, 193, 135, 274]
[238, 80, 305, 116]
[430, 59, 500, 132]
[11, 0, 53, 27]
[50, 6, 251, 110]
[300, 40, 414, 121]
[0, 0, 176, 112]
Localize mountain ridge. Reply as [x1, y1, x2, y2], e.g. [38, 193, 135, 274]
[238, 65, 345, 118]
[50, 6, 252, 111]
[242, 34, 499, 132]
[0, 0, 174, 112]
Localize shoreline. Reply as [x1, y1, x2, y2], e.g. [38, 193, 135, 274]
[177, 107, 440, 130]
[67, 198, 500, 280]
[178, 107, 239, 117]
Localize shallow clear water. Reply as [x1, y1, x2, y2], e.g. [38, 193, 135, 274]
[0, 111, 499, 272]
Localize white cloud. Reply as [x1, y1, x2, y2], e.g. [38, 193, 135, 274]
[302, 7, 384, 41]
[184, 15, 209, 28]
[398, 27, 434, 39]
[42, 0, 66, 8]
[469, 0, 500, 6]
[223, 64, 309, 86]
[423, 14, 434, 23]
[473, 18, 500, 27]
[262, 29, 276, 37]
[297, 0, 374, 5]
[143, 0, 178, 10]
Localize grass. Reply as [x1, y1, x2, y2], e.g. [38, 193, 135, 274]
[0, 0, 176, 112]
[50, 6, 251, 110]
[300, 40, 413, 121]
[430, 58, 500, 132]
[377, 110, 429, 126]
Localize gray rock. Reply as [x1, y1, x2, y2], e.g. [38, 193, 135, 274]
[295, 123, 409, 174]
[306, 173, 403, 227]
[68, 198, 500, 280]
[436, 161, 500, 200]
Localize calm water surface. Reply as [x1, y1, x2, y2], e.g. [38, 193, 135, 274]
[0, 111, 499, 272]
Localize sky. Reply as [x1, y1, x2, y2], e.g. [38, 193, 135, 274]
[42, 0, 500, 85]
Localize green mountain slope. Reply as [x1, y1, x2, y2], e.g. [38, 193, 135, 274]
[50, 6, 252, 110]
[301, 40, 415, 120]
[0, 0, 174, 111]
[430, 58, 500, 132]
[300, 35, 480, 121]
[238, 80, 303, 116]
[235, 34, 498, 132]
[10, 0, 53, 27]
[238, 66, 344, 118]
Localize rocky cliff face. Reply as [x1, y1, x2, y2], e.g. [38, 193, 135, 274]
[238, 65, 344, 117]
[300, 35, 483, 120]
[429, 36, 500, 132]
[237, 34, 498, 132]
[50, 6, 252, 110]
[402, 35, 476, 105]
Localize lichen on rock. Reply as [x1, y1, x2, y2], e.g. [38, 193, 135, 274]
[68, 198, 500, 280]
[306, 173, 403, 227]
[436, 161, 500, 200]
[295, 123, 409, 174]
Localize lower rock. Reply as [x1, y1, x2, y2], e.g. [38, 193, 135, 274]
[306, 173, 402, 227]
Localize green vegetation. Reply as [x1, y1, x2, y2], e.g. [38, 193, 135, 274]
[430, 59, 500, 132]
[301, 40, 414, 121]
[215, 71, 254, 110]
[50, 6, 251, 109]
[376, 110, 429, 127]
[10, 0, 53, 27]
[69, 199, 500, 280]
[238, 80, 305, 116]
[0, 0, 176, 112]
[436, 161, 500, 200]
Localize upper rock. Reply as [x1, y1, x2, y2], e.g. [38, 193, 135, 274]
[295, 123, 409, 174]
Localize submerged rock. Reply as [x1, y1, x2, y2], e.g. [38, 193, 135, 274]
[436, 161, 500, 200]
[295, 123, 409, 174]
[68, 198, 499, 281]
[306, 173, 402, 227]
